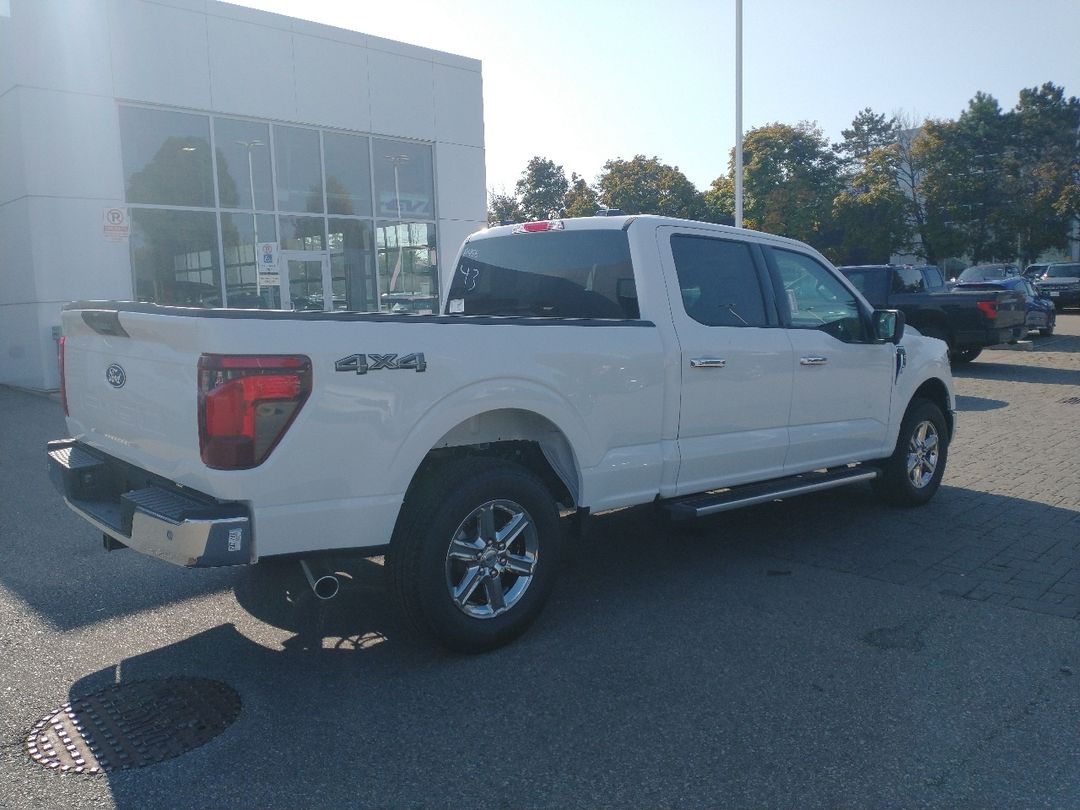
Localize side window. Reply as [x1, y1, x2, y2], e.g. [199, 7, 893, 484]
[772, 249, 867, 343]
[892, 267, 925, 294]
[670, 235, 768, 327]
[921, 266, 945, 290]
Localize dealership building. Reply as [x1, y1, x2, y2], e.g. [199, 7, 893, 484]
[0, 0, 486, 390]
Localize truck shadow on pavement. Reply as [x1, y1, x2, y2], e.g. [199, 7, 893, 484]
[951, 361, 1080, 386]
[39, 484, 1080, 809]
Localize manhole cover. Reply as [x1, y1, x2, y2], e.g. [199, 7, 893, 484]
[26, 677, 241, 775]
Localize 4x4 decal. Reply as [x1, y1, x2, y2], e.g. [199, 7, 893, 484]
[335, 353, 427, 375]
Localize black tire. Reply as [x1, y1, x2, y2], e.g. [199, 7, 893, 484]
[951, 346, 982, 364]
[1039, 325, 1054, 337]
[872, 399, 949, 507]
[387, 458, 563, 653]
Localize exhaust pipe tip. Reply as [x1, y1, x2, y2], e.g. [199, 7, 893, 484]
[300, 559, 340, 600]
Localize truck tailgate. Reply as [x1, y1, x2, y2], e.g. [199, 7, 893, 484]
[63, 307, 206, 485]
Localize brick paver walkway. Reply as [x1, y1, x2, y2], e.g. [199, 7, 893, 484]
[752, 314, 1080, 619]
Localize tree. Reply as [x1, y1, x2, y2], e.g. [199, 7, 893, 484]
[563, 172, 599, 218]
[739, 122, 843, 249]
[597, 155, 707, 219]
[515, 157, 569, 220]
[832, 145, 912, 264]
[1003, 83, 1080, 264]
[917, 93, 1014, 264]
[837, 108, 899, 171]
[487, 189, 523, 226]
[703, 175, 735, 225]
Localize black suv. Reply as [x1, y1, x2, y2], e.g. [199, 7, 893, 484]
[1035, 263, 1080, 310]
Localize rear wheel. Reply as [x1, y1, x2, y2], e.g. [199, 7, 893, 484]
[872, 399, 949, 507]
[387, 458, 563, 653]
[951, 346, 982, 364]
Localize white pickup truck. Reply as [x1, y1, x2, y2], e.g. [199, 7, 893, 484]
[49, 215, 955, 652]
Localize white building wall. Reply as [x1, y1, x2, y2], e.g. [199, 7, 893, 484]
[0, 0, 486, 390]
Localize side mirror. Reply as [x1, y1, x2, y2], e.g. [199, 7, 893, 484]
[873, 309, 905, 344]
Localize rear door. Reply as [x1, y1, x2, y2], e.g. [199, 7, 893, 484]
[657, 227, 794, 494]
[764, 247, 895, 471]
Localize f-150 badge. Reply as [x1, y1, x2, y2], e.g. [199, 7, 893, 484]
[335, 353, 426, 375]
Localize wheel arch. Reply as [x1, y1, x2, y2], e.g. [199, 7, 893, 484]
[911, 377, 954, 440]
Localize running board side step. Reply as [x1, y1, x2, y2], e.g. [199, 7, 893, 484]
[664, 467, 879, 520]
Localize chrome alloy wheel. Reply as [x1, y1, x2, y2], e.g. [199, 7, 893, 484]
[445, 499, 539, 619]
[906, 420, 940, 489]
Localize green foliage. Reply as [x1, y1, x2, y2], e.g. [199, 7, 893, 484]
[597, 155, 707, 219]
[832, 144, 912, 264]
[703, 175, 735, 225]
[515, 157, 569, 220]
[739, 122, 843, 248]
[487, 190, 523, 226]
[837, 108, 899, 167]
[563, 172, 600, 218]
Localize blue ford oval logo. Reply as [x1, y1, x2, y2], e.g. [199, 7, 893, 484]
[105, 363, 126, 389]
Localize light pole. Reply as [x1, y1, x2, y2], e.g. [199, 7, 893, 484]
[236, 140, 265, 301]
[385, 154, 410, 298]
[734, 0, 743, 229]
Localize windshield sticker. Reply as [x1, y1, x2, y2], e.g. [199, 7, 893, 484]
[448, 298, 465, 314]
[458, 266, 479, 291]
[787, 290, 799, 313]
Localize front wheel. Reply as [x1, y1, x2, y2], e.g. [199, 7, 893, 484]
[872, 399, 949, 507]
[387, 458, 563, 653]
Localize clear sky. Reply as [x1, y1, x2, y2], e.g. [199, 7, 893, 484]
[233, 0, 1080, 197]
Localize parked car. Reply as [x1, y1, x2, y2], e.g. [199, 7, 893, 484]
[952, 276, 1056, 336]
[838, 264, 1026, 363]
[1034, 263, 1080, 311]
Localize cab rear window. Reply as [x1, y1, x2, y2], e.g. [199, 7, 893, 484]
[446, 230, 639, 319]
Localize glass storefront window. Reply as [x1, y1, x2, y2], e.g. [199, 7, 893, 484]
[214, 118, 274, 211]
[279, 216, 326, 251]
[222, 213, 279, 308]
[377, 221, 437, 314]
[131, 209, 221, 306]
[324, 132, 372, 217]
[274, 125, 323, 213]
[372, 139, 434, 221]
[120, 106, 214, 207]
[120, 105, 440, 313]
[329, 219, 377, 311]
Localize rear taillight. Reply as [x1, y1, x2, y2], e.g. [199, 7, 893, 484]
[976, 300, 998, 320]
[198, 354, 312, 470]
[58, 336, 68, 416]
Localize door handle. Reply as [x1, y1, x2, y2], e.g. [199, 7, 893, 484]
[690, 358, 727, 369]
[800, 356, 828, 366]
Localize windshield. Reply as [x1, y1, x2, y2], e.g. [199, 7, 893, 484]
[1046, 264, 1080, 278]
[958, 266, 1007, 281]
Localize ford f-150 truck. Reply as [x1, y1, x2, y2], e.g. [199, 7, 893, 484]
[837, 264, 1026, 364]
[49, 216, 955, 652]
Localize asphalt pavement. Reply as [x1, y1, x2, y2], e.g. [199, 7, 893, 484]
[2, 317, 1080, 809]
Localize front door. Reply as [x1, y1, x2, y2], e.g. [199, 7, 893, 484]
[658, 227, 795, 495]
[765, 246, 895, 470]
[280, 251, 331, 311]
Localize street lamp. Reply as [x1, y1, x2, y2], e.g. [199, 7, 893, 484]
[236, 140, 265, 300]
[385, 154, 410, 298]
